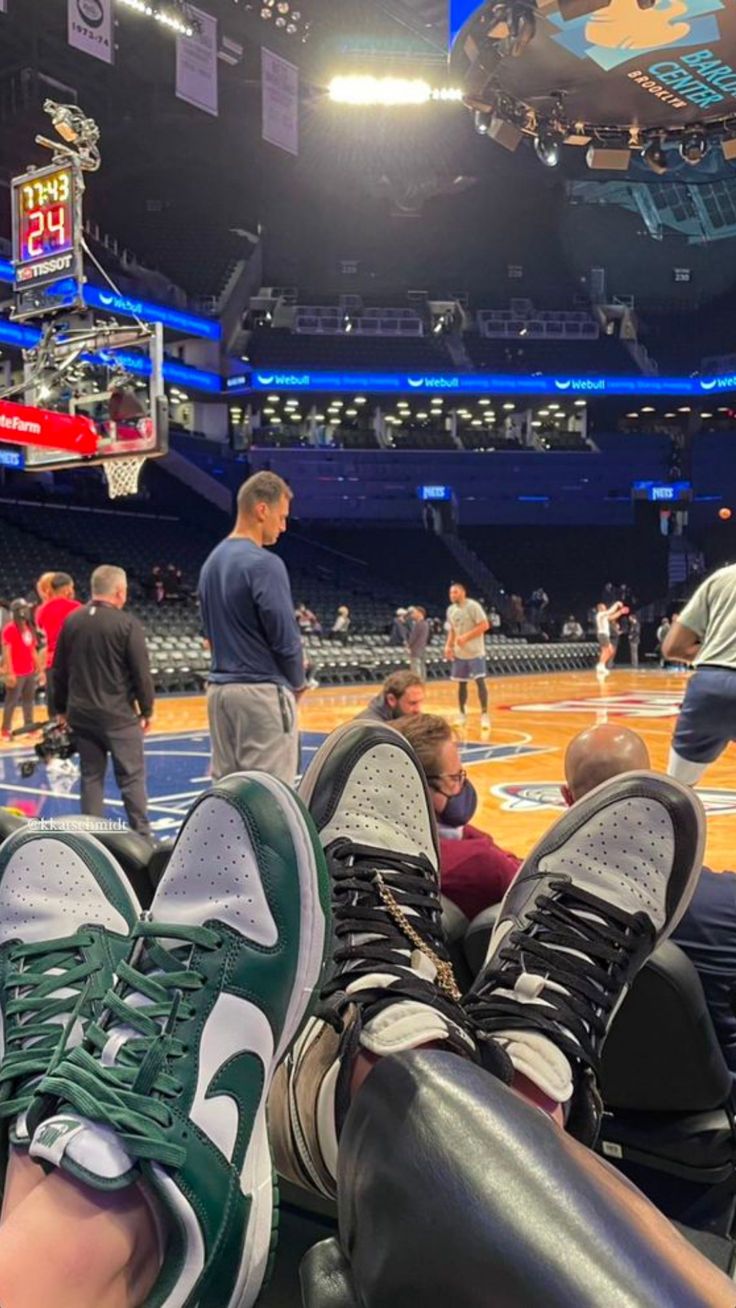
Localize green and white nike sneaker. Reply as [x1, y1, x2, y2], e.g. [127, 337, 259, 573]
[0, 827, 140, 1161]
[29, 773, 331, 1308]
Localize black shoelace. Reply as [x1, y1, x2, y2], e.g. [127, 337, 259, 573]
[464, 882, 653, 1073]
[318, 838, 464, 1028]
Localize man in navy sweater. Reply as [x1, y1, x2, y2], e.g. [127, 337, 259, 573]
[198, 471, 306, 785]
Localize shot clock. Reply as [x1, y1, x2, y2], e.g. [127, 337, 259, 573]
[11, 161, 84, 317]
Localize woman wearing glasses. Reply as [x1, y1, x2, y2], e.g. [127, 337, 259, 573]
[394, 712, 521, 920]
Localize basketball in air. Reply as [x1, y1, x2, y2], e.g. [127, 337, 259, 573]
[719, 508, 732, 521]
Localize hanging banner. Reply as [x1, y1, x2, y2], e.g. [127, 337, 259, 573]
[0, 3, 7, 15]
[176, 6, 218, 117]
[67, 0, 114, 64]
[261, 48, 299, 156]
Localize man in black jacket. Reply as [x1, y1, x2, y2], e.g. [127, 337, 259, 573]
[53, 565, 155, 838]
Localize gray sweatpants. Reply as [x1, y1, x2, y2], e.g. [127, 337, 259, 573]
[207, 682, 299, 786]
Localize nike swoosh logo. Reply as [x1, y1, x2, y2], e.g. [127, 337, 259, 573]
[189, 992, 274, 1182]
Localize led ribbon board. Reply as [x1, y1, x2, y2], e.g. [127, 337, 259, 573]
[0, 260, 220, 340]
[242, 369, 736, 397]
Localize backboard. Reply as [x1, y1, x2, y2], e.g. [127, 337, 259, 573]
[19, 320, 169, 495]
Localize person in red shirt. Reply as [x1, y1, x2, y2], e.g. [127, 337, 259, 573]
[1, 598, 43, 740]
[394, 712, 521, 919]
[35, 573, 82, 719]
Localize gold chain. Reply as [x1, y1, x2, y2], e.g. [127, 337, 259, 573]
[374, 872, 461, 1002]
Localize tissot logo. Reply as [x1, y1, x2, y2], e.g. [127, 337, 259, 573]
[77, 0, 104, 27]
[549, 0, 723, 74]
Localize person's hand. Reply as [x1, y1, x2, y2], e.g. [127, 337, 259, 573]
[3, 674, 16, 690]
[140, 716, 151, 733]
[444, 645, 454, 661]
[56, 714, 68, 729]
[293, 685, 308, 700]
[455, 633, 467, 649]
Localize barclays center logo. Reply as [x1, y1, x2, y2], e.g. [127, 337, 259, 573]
[549, 0, 723, 73]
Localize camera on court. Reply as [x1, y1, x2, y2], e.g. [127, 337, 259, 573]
[18, 720, 77, 778]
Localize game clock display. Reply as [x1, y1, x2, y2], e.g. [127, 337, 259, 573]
[11, 163, 79, 291]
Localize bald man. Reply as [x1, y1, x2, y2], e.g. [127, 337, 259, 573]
[563, 723, 650, 804]
[563, 723, 736, 1075]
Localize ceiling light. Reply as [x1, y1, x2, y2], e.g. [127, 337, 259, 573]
[574, 399, 586, 407]
[503, 402, 515, 411]
[678, 406, 692, 413]
[267, 394, 279, 402]
[640, 406, 655, 413]
[354, 396, 367, 404]
[534, 128, 562, 168]
[117, 0, 195, 37]
[680, 130, 708, 166]
[641, 137, 669, 175]
[328, 76, 462, 106]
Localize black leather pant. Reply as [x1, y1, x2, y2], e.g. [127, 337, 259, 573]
[302, 1051, 724, 1308]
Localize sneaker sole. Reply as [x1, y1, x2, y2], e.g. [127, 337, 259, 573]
[298, 719, 440, 865]
[214, 773, 331, 1308]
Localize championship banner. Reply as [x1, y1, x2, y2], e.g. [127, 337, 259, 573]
[261, 48, 299, 157]
[176, 7, 218, 117]
[68, 0, 114, 64]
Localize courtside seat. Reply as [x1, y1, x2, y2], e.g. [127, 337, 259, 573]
[463, 904, 500, 977]
[0, 808, 28, 842]
[598, 941, 736, 1234]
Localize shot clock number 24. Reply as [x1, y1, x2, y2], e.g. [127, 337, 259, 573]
[16, 165, 75, 261]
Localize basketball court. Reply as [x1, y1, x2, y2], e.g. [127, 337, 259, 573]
[3, 666, 735, 872]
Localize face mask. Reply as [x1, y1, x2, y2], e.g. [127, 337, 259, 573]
[439, 779, 478, 828]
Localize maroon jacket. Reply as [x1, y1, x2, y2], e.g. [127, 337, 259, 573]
[439, 824, 521, 921]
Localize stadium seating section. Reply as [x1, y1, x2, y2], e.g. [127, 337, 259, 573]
[0, 499, 599, 696]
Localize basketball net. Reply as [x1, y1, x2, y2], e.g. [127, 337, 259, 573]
[102, 456, 146, 499]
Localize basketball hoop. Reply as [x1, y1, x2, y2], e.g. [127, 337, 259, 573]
[102, 456, 146, 499]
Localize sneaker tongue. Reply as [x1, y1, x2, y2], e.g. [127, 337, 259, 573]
[30, 1112, 137, 1188]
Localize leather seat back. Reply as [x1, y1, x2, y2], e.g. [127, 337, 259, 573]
[601, 941, 732, 1112]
